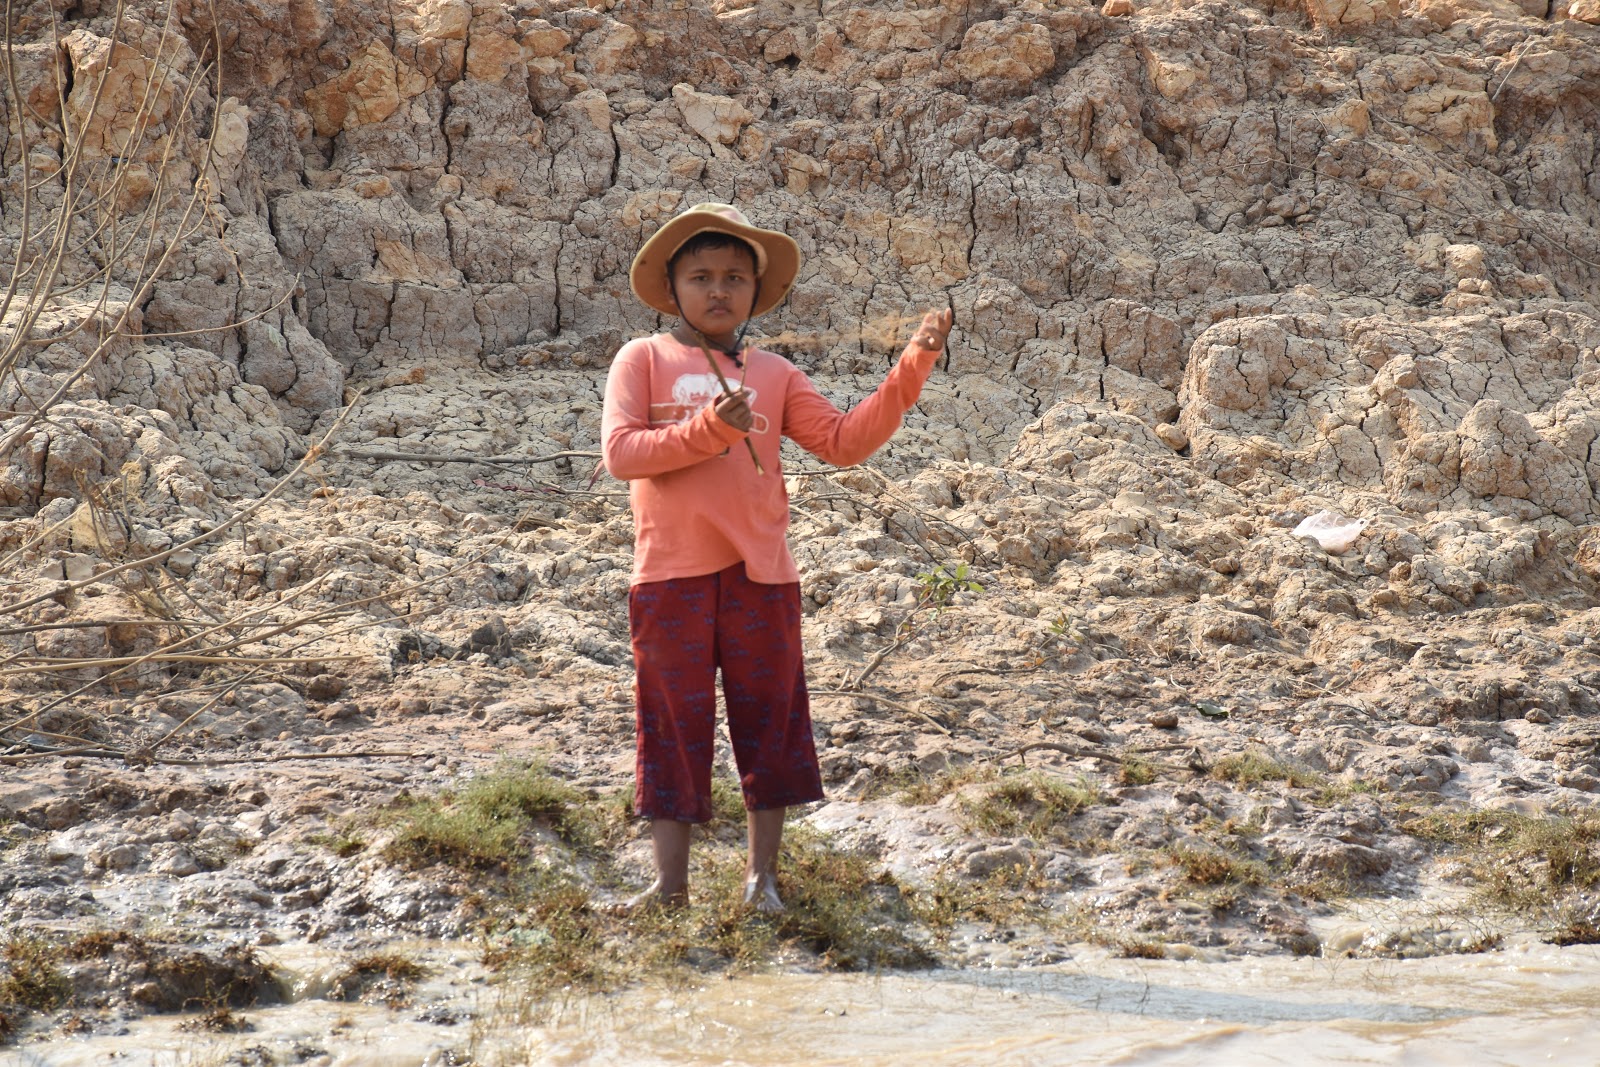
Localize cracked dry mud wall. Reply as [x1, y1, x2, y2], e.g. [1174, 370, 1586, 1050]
[2, 0, 1598, 538]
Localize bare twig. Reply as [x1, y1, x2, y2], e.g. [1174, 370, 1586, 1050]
[1, 396, 358, 619]
[811, 687, 952, 735]
[335, 448, 600, 466]
[0, 746, 426, 766]
[929, 664, 1045, 690]
[992, 740, 1194, 775]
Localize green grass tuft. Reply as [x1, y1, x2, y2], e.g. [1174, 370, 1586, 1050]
[483, 824, 933, 996]
[384, 762, 592, 870]
[1168, 844, 1268, 887]
[0, 935, 72, 1015]
[1116, 938, 1167, 959]
[959, 772, 1101, 840]
[1403, 807, 1600, 908]
[895, 764, 992, 806]
[763, 827, 933, 970]
[1210, 750, 1320, 789]
[1117, 756, 1157, 787]
[306, 828, 368, 858]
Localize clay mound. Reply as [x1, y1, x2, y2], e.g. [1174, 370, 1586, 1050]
[0, 0, 1595, 860]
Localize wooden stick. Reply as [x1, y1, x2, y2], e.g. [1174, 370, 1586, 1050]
[682, 326, 765, 475]
[811, 688, 952, 735]
[0, 745, 426, 767]
[334, 448, 598, 465]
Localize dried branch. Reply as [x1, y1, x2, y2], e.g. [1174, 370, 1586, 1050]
[0, 745, 426, 767]
[334, 447, 600, 466]
[992, 740, 1196, 775]
[811, 687, 952, 735]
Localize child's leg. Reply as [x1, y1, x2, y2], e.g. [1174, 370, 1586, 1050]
[715, 562, 824, 910]
[744, 807, 786, 913]
[629, 576, 720, 903]
[714, 563, 824, 810]
[648, 819, 693, 903]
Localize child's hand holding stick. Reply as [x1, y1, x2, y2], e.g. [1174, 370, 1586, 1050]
[684, 325, 766, 475]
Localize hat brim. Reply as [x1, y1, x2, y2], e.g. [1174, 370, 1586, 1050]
[630, 208, 801, 319]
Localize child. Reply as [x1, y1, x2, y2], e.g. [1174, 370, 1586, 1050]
[601, 202, 952, 913]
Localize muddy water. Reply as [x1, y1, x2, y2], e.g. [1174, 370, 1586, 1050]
[6, 940, 1597, 1066]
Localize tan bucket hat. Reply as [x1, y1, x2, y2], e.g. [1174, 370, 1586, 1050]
[629, 202, 801, 319]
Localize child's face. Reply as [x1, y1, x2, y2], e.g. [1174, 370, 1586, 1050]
[668, 242, 758, 346]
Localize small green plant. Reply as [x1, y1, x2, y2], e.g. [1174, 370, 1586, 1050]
[1210, 750, 1320, 789]
[894, 763, 992, 806]
[908, 868, 1038, 931]
[307, 828, 368, 858]
[1115, 938, 1167, 959]
[1117, 756, 1157, 787]
[1168, 844, 1268, 887]
[959, 772, 1101, 840]
[329, 952, 429, 1003]
[1403, 807, 1600, 907]
[915, 562, 983, 613]
[848, 562, 984, 688]
[0, 935, 72, 1014]
[1311, 777, 1385, 806]
[384, 762, 595, 871]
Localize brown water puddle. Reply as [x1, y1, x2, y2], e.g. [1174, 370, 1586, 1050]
[6, 941, 1597, 1066]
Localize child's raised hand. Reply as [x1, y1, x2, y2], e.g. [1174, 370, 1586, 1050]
[713, 388, 754, 432]
[911, 308, 953, 352]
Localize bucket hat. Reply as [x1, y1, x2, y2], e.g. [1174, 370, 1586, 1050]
[629, 202, 801, 319]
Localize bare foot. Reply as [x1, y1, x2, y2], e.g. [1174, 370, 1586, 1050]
[608, 880, 688, 916]
[742, 871, 784, 914]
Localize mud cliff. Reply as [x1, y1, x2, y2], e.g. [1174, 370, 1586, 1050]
[2, 0, 1600, 1044]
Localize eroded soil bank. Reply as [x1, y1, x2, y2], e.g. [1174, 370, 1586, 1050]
[2, 0, 1599, 1052]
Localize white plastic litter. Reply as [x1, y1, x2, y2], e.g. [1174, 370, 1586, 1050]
[1292, 510, 1368, 554]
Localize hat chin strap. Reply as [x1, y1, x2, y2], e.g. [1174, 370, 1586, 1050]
[669, 277, 761, 368]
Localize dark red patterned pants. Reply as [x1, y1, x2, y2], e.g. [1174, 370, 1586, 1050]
[628, 561, 824, 822]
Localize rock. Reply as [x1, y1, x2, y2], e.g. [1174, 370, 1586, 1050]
[303, 42, 429, 137]
[235, 811, 274, 840]
[153, 846, 202, 877]
[671, 83, 752, 146]
[520, 20, 571, 58]
[415, 0, 470, 41]
[963, 843, 1033, 878]
[1557, 768, 1600, 792]
[92, 843, 142, 871]
[1288, 836, 1393, 879]
[165, 809, 199, 840]
[1304, 0, 1400, 27]
[951, 21, 1055, 89]
[306, 674, 348, 701]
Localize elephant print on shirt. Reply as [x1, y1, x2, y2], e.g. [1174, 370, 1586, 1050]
[650, 372, 770, 434]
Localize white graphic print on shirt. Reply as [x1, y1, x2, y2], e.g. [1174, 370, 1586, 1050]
[649, 372, 769, 433]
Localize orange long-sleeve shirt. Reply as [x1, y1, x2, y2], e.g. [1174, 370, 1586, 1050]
[601, 333, 939, 585]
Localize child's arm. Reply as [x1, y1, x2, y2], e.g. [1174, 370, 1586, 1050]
[601, 344, 749, 480]
[782, 309, 951, 467]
